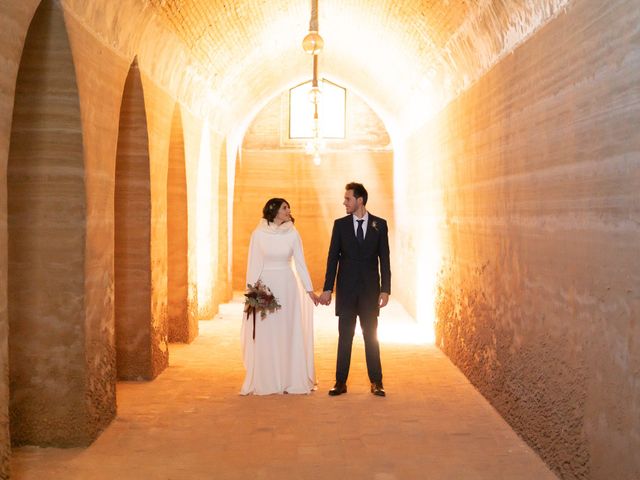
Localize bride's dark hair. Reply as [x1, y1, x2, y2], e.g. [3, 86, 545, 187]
[262, 198, 295, 224]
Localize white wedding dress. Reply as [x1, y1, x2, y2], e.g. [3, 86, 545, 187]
[240, 219, 316, 395]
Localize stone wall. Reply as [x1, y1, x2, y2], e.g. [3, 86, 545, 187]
[404, 1, 640, 478]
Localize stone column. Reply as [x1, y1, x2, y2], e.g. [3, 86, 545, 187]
[7, 0, 100, 446]
[115, 60, 161, 380]
[167, 105, 194, 342]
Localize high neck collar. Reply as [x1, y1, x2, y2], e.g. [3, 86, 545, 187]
[257, 218, 294, 234]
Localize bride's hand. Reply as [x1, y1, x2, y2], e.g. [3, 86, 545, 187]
[307, 291, 319, 306]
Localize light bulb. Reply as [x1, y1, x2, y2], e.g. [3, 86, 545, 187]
[313, 152, 321, 166]
[312, 118, 320, 137]
[308, 86, 322, 104]
[305, 141, 315, 155]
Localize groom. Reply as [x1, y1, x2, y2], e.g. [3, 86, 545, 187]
[319, 182, 391, 397]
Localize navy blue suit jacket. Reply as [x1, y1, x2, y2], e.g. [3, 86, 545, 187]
[323, 214, 391, 317]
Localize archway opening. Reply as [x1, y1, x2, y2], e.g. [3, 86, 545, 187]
[227, 80, 441, 343]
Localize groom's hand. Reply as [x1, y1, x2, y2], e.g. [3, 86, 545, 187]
[378, 292, 389, 308]
[319, 290, 332, 306]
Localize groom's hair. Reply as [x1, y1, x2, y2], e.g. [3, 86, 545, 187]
[345, 182, 368, 205]
[262, 198, 295, 223]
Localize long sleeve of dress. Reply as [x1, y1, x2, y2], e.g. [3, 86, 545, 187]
[245, 230, 264, 286]
[292, 230, 313, 292]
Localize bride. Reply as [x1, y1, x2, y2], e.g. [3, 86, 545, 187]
[240, 198, 318, 395]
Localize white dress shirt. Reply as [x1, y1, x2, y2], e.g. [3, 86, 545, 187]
[352, 211, 369, 238]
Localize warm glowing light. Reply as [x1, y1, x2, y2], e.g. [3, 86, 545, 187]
[304, 141, 314, 155]
[358, 299, 431, 345]
[413, 151, 443, 345]
[305, 137, 322, 165]
[377, 323, 432, 345]
[289, 79, 345, 139]
[401, 76, 445, 127]
[416, 247, 439, 344]
[308, 86, 322, 104]
[310, 297, 431, 346]
[393, 132, 444, 345]
[197, 120, 213, 312]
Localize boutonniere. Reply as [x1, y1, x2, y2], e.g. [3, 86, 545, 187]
[371, 220, 379, 231]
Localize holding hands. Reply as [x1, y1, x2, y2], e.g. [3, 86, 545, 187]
[308, 291, 388, 308]
[318, 290, 332, 306]
[307, 290, 331, 307]
[310, 291, 387, 307]
[307, 290, 331, 306]
[307, 291, 320, 306]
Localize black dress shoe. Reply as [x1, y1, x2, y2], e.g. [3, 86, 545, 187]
[328, 382, 347, 396]
[371, 382, 386, 397]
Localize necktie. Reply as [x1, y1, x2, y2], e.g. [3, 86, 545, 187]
[356, 219, 364, 245]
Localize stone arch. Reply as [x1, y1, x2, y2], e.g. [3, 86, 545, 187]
[167, 104, 194, 342]
[233, 80, 394, 291]
[114, 58, 168, 380]
[7, 0, 110, 447]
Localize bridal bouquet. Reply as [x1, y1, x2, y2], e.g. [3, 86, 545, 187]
[244, 279, 281, 340]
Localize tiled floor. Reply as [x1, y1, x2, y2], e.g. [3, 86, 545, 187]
[11, 298, 557, 479]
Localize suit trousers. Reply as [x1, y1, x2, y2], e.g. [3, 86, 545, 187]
[336, 311, 382, 384]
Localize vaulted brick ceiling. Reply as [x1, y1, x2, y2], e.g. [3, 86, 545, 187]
[105, 0, 570, 133]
